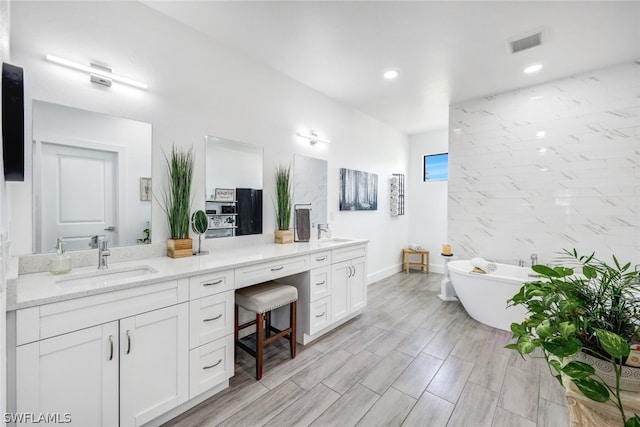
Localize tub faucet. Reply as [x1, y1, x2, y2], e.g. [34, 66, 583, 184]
[98, 240, 110, 269]
[531, 253, 538, 267]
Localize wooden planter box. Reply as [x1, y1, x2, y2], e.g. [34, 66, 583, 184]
[167, 238, 193, 258]
[274, 230, 294, 244]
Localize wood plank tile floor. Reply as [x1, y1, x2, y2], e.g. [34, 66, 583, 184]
[164, 272, 569, 427]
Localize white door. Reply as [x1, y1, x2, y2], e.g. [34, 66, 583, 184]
[15, 322, 119, 427]
[36, 142, 118, 252]
[120, 304, 189, 427]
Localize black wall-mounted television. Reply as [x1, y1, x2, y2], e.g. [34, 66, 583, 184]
[2, 62, 25, 182]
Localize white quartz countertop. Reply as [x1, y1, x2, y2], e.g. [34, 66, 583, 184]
[7, 238, 368, 311]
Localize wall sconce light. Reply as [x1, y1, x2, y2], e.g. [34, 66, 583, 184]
[297, 131, 330, 145]
[46, 54, 148, 90]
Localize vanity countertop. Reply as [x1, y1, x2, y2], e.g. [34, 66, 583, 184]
[7, 238, 368, 311]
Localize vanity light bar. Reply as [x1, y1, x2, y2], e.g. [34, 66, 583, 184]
[46, 54, 148, 90]
[297, 131, 331, 145]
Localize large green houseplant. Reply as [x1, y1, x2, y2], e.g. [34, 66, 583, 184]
[162, 145, 195, 258]
[507, 249, 640, 426]
[273, 164, 293, 244]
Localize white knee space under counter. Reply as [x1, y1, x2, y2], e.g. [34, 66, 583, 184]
[5, 238, 368, 427]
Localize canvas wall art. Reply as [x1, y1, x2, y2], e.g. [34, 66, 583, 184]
[339, 168, 378, 211]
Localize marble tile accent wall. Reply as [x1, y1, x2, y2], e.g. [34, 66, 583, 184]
[448, 62, 640, 265]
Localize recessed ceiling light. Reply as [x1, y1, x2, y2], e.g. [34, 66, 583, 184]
[536, 131, 546, 139]
[524, 64, 543, 74]
[383, 70, 399, 80]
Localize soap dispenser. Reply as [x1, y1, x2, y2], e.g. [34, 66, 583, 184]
[50, 238, 72, 275]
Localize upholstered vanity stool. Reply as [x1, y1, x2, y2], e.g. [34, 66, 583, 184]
[234, 281, 298, 380]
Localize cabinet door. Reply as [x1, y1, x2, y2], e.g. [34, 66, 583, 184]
[120, 303, 189, 427]
[331, 261, 350, 322]
[349, 257, 367, 312]
[16, 322, 119, 427]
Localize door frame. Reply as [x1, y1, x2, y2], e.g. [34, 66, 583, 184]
[33, 136, 127, 253]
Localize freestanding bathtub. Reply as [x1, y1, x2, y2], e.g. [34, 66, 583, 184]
[448, 259, 531, 332]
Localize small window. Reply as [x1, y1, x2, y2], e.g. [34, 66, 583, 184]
[423, 153, 448, 181]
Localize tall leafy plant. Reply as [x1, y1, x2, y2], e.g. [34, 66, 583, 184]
[275, 164, 291, 231]
[162, 145, 194, 239]
[507, 249, 640, 426]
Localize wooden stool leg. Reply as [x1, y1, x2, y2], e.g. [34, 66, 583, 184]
[256, 312, 264, 380]
[290, 301, 297, 359]
[265, 311, 271, 338]
[234, 304, 239, 358]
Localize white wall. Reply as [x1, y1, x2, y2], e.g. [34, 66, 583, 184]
[449, 62, 640, 265]
[0, 0, 10, 422]
[9, 1, 409, 282]
[408, 129, 448, 273]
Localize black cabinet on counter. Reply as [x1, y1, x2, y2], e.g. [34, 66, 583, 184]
[236, 188, 262, 236]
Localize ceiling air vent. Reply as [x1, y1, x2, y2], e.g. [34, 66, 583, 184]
[508, 29, 544, 54]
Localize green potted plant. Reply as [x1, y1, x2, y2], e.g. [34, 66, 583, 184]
[507, 249, 640, 426]
[274, 164, 293, 244]
[161, 145, 194, 258]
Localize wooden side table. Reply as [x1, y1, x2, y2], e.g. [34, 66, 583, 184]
[402, 249, 430, 274]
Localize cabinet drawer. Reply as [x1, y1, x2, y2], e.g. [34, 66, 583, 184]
[310, 267, 330, 302]
[17, 280, 181, 345]
[189, 269, 234, 299]
[310, 251, 331, 268]
[235, 255, 310, 288]
[189, 334, 234, 399]
[309, 297, 331, 335]
[332, 244, 368, 264]
[189, 291, 234, 349]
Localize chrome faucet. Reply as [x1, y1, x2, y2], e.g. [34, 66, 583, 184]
[317, 223, 329, 240]
[531, 253, 538, 267]
[98, 240, 110, 269]
[514, 259, 525, 267]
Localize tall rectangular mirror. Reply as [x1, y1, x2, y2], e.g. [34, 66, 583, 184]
[293, 154, 328, 237]
[205, 136, 263, 238]
[32, 100, 152, 253]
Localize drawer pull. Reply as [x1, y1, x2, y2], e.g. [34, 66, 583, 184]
[315, 281, 326, 286]
[108, 335, 114, 361]
[203, 314, 223, 322]
[126, 330, 132, 355]
[315, 312, 326, 318]
[203, 279, 223, 287]
[315, 256, 327, 261]
[270, 266, 284, 272]
[203, 359, 223, 370]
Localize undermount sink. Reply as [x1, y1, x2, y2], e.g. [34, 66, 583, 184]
[55, 265, 158, 288]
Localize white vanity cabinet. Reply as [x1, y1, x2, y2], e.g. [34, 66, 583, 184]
[286, 245, 368, 345]
[186, 270, 235, 399]
[331, 245, 367, 324]
[16, 322, 119, 427]
[11, 280, 189, 427]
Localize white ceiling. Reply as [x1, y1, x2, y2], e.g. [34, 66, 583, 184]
[144, 1, 640, 135]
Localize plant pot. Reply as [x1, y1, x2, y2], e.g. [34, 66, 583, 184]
[167, 238, 193, 258]
[575, 351, 640, 392]
[274, 230, 293, 244]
